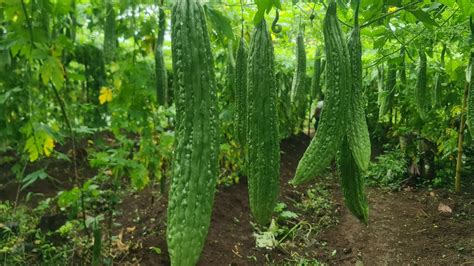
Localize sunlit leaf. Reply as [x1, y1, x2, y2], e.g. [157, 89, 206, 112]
[204, 4, 235, 41]
[409, 9, 439, 27]
[43, 136, 55, 157]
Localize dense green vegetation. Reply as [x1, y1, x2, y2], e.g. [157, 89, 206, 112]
[0, 0, 473, 264]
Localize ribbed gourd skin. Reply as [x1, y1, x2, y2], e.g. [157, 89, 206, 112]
[433, 73, 441, 107]
[155, 7, 168, 106]
[291, 33, 308, 123]
[379, 63, 397, 117]
[467, 56, 474, 130]
[339, 20, 370, 224]
[311, 47, 322, 100]
[346, 24, 371, 173]
[400, 48, 407, 87]
[433, 45, 446, 107]
[247, 19, 280, 225]
[337, 137, 369, 223]
[234, 37, 248, 150]
[291, 1, 351, 185]
[103, 1, 116, 63]
[167, 1, 219, 265]
[415, 49, 429, 119]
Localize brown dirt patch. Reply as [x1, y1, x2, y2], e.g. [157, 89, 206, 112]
[319, 187, 474, 265]
[2, 134, 472, 265]
[114, 134, 474, 265]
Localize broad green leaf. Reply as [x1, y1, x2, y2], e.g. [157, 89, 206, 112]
[457, 0, 473, 18]
[0, 87, 22, 104]
[409, 9, 440, 27]
[40, 57, 64, 88]
[21, 169, 49, 191]
[24, 136, 41, 162]
[373, 36, 387, 49]
[58, 187, 81, 208]
[204, 4, 235, 41]
[130, 164, 149, 190]
[438, 0, 455, 8]
[253, 8, 266, 25]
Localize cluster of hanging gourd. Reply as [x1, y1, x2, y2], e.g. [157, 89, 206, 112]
[166, 0, 370, 265]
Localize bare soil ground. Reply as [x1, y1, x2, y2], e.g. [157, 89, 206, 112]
[114, 134, 474, 265]
[1, 134, 473, 265]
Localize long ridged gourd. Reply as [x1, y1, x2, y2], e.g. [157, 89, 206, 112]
[167, 1, 219, 265]
[376, 64, 385, 114]
[277, 74, 294, 139]
[155, 7, 168, 106]
[290, 32, 308, 124]
[338, 2, 369, 223]
[433, 73, 441, 107]
[433, 44, 446, 107]
[103, 1, 116, 63]
[291, 1, 351, 185]
[379, 63, 397, 117]
[311, 47, 323, 100]
[247, 19, 280, 225]
[234, 37, 248, 150]
[224, 42, 236, 101]
[337, 137, 369, 223]
[399, 48, 407, 95]
[467, 55, 474, 131]
[346, 19, 371, 172]
[415, 49, 429, 119]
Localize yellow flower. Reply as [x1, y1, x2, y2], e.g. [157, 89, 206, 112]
[388, 6, 398, 13]
[43, 136, 55, 157]
[99, 86, 113, 104]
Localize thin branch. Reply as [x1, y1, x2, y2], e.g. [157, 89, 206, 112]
[361, 0, 421, 29]
[366, 7, 458, 68]
[387, 27, 415, 62]
[339, 18, 353, 28]
[20, 0, 34, 47]
[49, 82, 90, 238]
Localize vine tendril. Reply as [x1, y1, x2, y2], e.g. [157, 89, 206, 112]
[271, 9, 282, 34]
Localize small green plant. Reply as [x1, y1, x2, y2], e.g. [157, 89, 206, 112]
[367, 149, 407, 189]
[0, 201, 73, 265]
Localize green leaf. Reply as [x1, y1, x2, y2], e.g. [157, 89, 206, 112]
[253, 7, 266, 25]
[438, 0, 455, 8]
[0, 87, 22, 104]
[24, 136, 41, 162]
[58, 187, 81, 208]
[273, 0, 282, 9]
[150, 247, 162, 255]
[0, 49, 11, 68]
[280, 210, 298, 220]
[457, 0, 473, 18]
[40, 57, 64, 88]
[386, 0, 402, 6]
[255, 231, 277, 249]
[409, 9, 439, 27]
[130, 163, 149, 190]
[362, 0, 384, 21]
[253, 0, 278, 25]
[203, 4, 235, 41]
[21, 169, 49, 190]
[373, 36, 387, 49]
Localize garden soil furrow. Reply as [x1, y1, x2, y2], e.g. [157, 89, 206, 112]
[114, 134, 473, 265]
